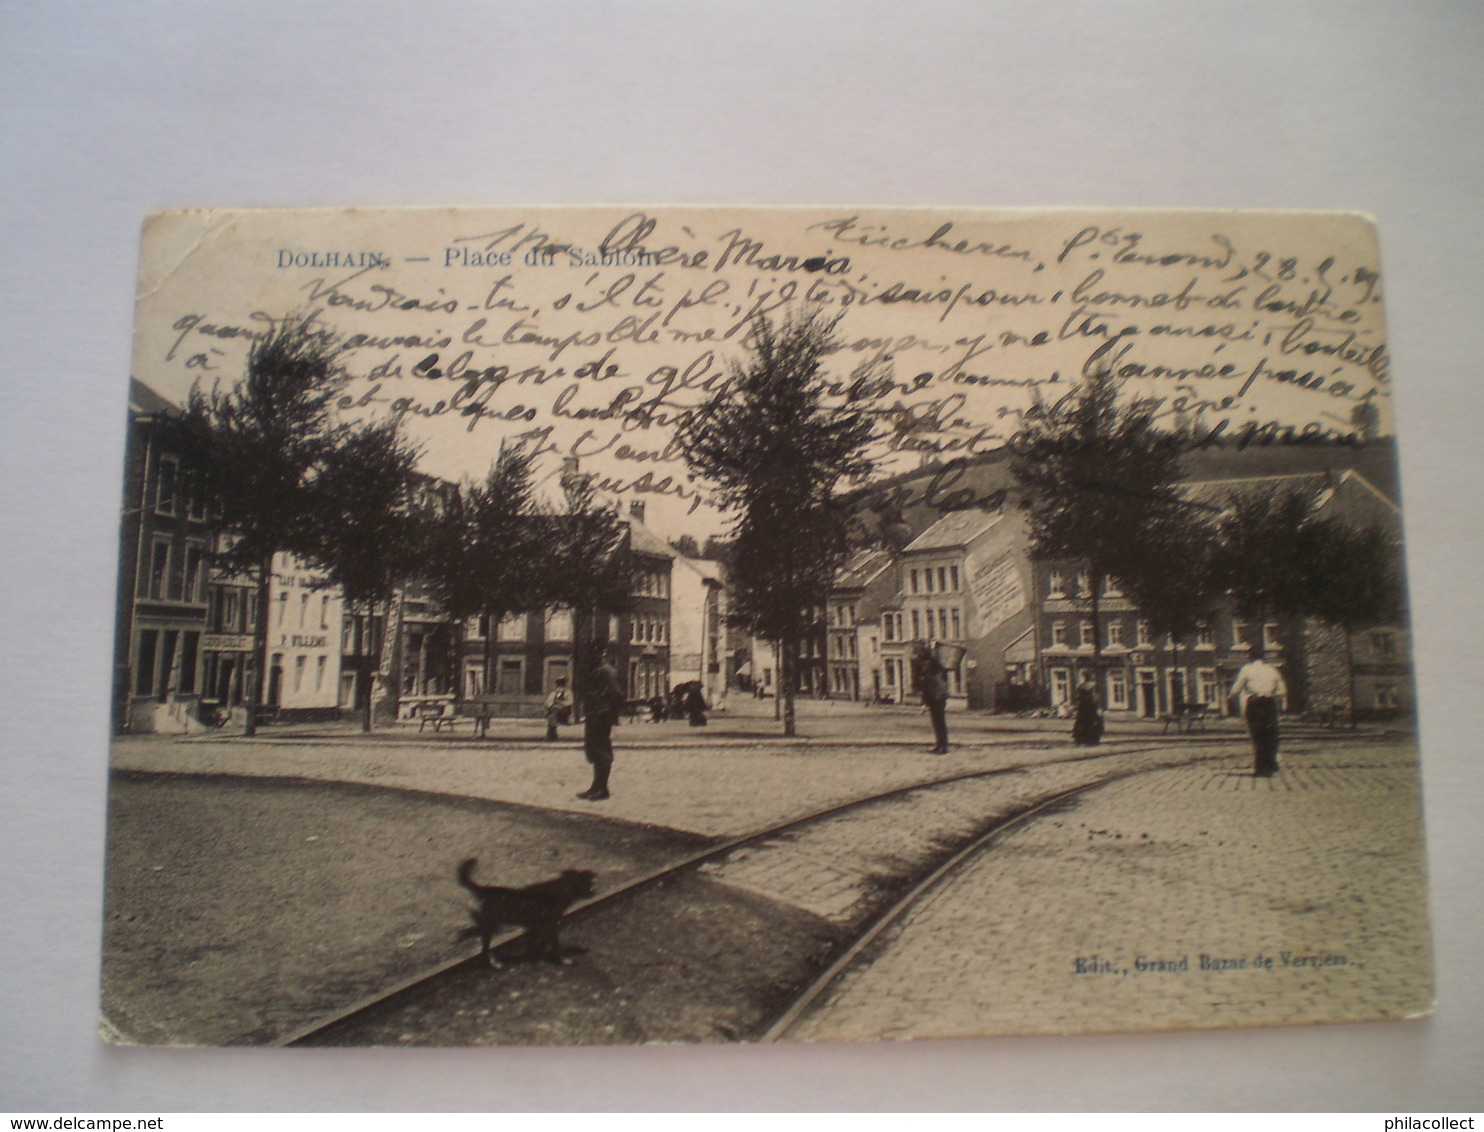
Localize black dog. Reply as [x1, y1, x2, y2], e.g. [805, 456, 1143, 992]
[456, 857, 596, 967]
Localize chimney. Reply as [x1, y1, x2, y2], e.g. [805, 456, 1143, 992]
[628, 499, 646, 524]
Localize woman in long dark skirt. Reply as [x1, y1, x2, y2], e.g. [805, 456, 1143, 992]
[1072, 671, 1102, 746]
[685, 682, 708, 727]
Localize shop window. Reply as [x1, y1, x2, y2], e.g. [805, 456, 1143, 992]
[135, 630, 158, 696]
[179, 632, 199, 695]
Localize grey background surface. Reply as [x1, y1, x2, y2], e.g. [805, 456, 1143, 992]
[2, 0, 1480, 1111]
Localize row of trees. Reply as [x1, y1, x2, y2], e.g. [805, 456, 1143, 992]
[673, 311, 1401, 729]
[1008, 368, 1402, 709]
[176, 306, 1400, 740]
[176, 313, 632, 735]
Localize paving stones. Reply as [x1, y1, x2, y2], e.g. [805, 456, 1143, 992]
[789, 739, 1431, 1040]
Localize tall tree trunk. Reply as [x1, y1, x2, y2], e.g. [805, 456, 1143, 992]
[246, 552, 273, 737]
[361, 597, 383, 734]
[482, 608, 494, 705]
[1090, 571, 1105, 709]
[777, 640, 789, 721]
[781, 637, 797, 737]
[1343, 626, 1357, 728]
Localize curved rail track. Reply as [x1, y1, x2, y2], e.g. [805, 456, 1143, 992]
[280, 739, 1249, 1046]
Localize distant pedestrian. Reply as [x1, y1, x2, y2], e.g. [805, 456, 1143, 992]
[1229, 645, 1287, 777]
[913, 642, 950, 754]
[544, 679, 571, 741]
[1072, 670, 1102, 747]
[578, 648, 625, 801]
[685, 682, 708, 727]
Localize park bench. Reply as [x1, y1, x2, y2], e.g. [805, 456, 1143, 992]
[415, 701, 460, 733]
[1160, 703, 1212, 734]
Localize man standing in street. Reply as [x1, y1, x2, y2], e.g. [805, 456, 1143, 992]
[578, 646, 624, 801]
[1229, 644, 1288, 777]
[914, 641, 950, 755]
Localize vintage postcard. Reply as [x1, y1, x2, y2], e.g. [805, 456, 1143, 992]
[104, 206, 1431, 1046]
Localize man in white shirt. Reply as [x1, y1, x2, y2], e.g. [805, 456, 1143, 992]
[1229, 645, 1288, 777]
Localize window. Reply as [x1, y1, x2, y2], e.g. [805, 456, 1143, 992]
[1107, 670, 1128, 709]
[1052, 620, 1068, 646]
[277, 591, 288, 627]
[1107, 620, 1124, 647]
[1104, 576, 1123, 597]
[1196, 623, 1214, 647]
[184, 544, 205, 604]
[1047, 569, 1065, 599]
[1375, 683, 1399, 709]
[316, 656, 326, 692]
[299, 593, 309, 628]
[498, 658, 523, 695]
[545, 608, 573, 642]
[937, 567, 948, 593]
[187, 477, 207, 522]
[320, 595, 330, 630]
[1198, 668, 1219, 706]
[1233, 621, 1250, 648]
[1136, 619, 1151, 647]
[950, 608, 962, 639]
[1075, 570, 1090, 596]
[910, 569, 920, 595]
[148, 540, 170, 600]
[1370, 631, 1396, 659]
[937, 609, 949, 639]
[1050, 667, 1071, 705]
[293, 655, 306, 693]
[497, 613, 527, 642]
[883, 614, 896, 642]
[911, 610, 921, 640]
[1080, 620, 1095, 649]
[1263, 623, 1281, 650]
[155, 456, 178, 515]
[949, 566, 960, 592]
